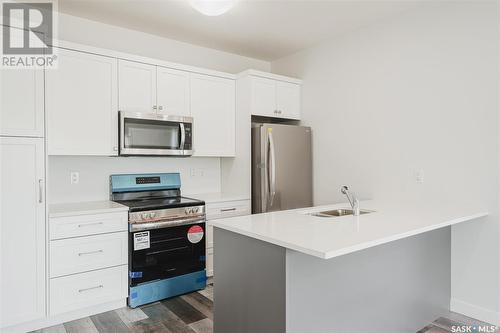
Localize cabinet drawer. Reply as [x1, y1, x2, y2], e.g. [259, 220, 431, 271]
[50, 265, 127, 315]
[206, 199, 251, 221]
[50, 212, 128, 240]
[50, 232, 128, 278]
[206, 200, 250, 248]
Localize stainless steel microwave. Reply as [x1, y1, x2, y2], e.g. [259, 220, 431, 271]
[119, 112, 193, 156]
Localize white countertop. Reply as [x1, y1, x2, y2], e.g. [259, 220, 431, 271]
[49, 200, 129, 218]
[184, 192, 250, 204]
[211, 200, 488, 259]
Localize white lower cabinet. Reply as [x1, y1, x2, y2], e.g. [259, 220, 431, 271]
[0, 137, 46, 329]
[48, 210, 128, 316]
[50, 265, 128, 315]
[50, 232, 128, 278]
[49, 211, 128, 240]
[206, 199, 251, 277]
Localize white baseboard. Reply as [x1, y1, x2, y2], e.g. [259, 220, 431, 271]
[450, 298, 500, 326]
[2, 299, 126, 333]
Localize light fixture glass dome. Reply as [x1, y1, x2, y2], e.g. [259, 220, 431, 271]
[189, 0, 236, 16]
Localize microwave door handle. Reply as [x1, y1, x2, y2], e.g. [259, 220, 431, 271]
[180, 123, 186, 150]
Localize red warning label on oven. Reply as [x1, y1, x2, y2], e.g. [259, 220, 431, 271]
[187, 225, 204, 244]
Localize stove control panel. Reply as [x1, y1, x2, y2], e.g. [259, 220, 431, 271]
[129, 205, 206, 224]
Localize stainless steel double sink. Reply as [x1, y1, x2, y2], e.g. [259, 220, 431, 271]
[309, 208, 373, 218]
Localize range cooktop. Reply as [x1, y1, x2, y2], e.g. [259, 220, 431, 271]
[115, 196, 204, 212]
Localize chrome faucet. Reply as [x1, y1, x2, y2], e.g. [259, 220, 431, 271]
[341, 186, 360, 216]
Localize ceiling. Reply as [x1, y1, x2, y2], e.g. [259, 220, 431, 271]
[57, 0, 422, 61]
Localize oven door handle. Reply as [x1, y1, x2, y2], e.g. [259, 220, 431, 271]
[145, 246, 189, 256]
[180, 123, 186, 150]
[130, 216, 205, 232]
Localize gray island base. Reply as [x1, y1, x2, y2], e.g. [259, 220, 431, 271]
[213, 226, 451, 333]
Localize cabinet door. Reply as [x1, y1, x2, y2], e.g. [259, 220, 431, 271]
[118, 60, 157, 113]
[0, 137, 45, 328]
[1, 67, 44, 137]
[47, 48, 118, 155]
[157, 67, 190, 116]
[276, 81, 301, 120]
[251, 76, 276, 117]
[190, 74, 235, 156]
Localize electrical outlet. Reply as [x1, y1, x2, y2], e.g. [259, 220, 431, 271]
[415, 169, 424, 184]
[70, 171, 79, 184]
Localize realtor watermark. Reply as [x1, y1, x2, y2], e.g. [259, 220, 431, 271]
[451, 324, 498, 333]
[1, 0, 58, 68]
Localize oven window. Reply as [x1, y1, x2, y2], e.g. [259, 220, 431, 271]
[124, 118, 180, 150]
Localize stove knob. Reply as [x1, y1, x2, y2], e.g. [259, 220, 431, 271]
[141, 213, 148, 220]
[149, 212, 156, 219]
[193, 207, 199, 213]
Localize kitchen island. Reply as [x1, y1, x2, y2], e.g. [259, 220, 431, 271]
[211, 200, 487, 333]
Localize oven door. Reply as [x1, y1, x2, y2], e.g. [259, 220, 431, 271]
[119, 112, 193, 156]
[129, 221, 206, 286]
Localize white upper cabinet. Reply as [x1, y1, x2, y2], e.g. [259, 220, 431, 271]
[190, 73, 235, 157]
[1, 137, 46, 328]
[119, 61, 190, 116]
[156, 66, 190, 116]
[47, 48, 118, 155]
[251, 77, 276, 118]
[1, 67, 44, 137]
[246, 71, 301, 120]
[276, 81, 301, 120]
[118, 60, 157, 113]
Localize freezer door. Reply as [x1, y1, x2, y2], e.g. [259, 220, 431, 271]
[252, 124, 312, 213]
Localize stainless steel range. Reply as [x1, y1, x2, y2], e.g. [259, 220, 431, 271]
[110, 173, 206, 308]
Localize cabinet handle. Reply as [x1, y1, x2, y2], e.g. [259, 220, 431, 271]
[220, 208, 237, 212]
[152, 105, 157, 110]
[38, 179, 44, 203]
[159, 105, 163, 111]
[77, 222, 103, 228]
[78, 285, 103, 293]
[78, 249, 103, 256]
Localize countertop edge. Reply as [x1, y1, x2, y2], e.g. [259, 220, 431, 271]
[49, 201, 129, 218]
[184, 192, 251, 204]
[321, 211, 488, 259]
[211, 211, 489, 260]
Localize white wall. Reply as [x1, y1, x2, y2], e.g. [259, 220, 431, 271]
[272, 2, 500, 324]
[48, 12, 271, 204]
[57, 12, 270, 73]
[48, 156, 221, 203]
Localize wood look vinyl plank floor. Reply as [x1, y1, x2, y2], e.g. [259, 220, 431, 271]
[31, 281, 498, 333]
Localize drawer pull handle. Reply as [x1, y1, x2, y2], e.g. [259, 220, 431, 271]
[78, 285, 103, 293]
[78, 222, 103, 228]
[78, 249, 103, 256]
[220, 208, 237, 212]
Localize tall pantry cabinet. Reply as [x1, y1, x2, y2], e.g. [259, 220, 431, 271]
[0, 65, 47, 329]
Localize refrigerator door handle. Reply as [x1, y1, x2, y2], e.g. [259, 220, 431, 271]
[268, 131, 277, 207]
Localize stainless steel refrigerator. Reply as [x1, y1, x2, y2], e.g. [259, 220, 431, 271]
[252, 123, 312, 213]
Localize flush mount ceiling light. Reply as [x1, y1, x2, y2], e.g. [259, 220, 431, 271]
[188, 0, 237, 16]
